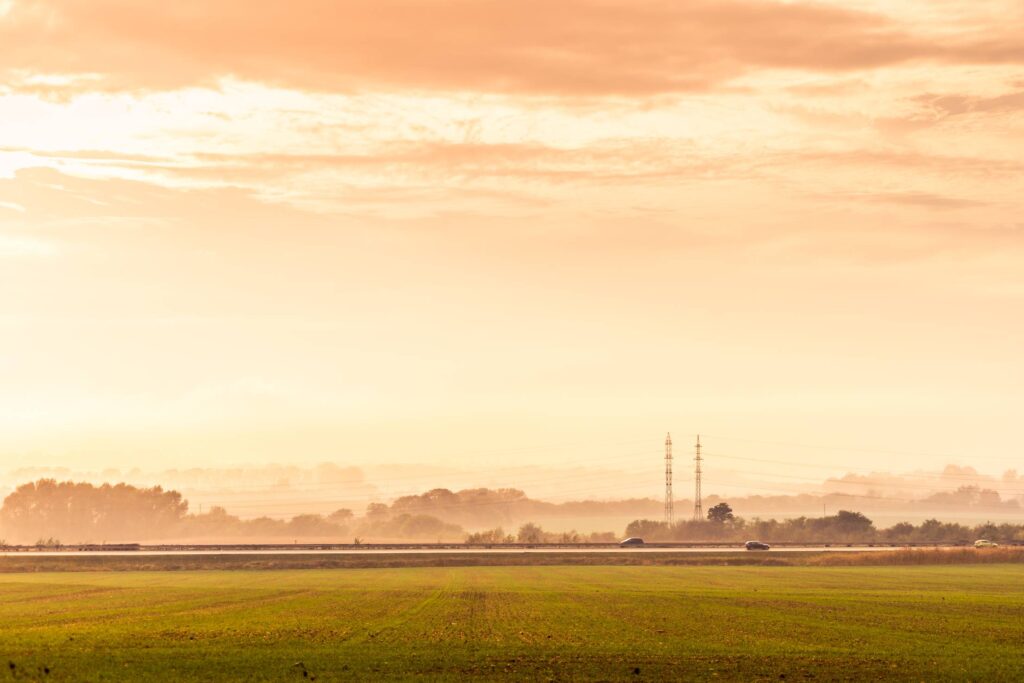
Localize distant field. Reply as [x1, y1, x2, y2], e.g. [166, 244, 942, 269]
[2, 546, 1022, 572]
[2, 564, 1022, 681]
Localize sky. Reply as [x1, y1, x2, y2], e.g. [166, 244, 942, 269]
[1, 0, 1022, 488]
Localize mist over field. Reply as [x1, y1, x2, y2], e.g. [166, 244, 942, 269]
[2, 460, 1020, 545]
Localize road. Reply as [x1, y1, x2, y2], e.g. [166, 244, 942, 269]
[2, 545, 915, 557]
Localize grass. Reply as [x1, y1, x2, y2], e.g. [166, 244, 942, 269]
[2, 547, 1022, 573]
[1, 563, 1022, 681]
[809, 546, 1024, 566]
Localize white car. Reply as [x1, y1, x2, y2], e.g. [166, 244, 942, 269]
[974, 539, 999, 548]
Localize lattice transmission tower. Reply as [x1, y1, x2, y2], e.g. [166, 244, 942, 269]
[693, 434, 703, 521]
[664, 433, 674, 526]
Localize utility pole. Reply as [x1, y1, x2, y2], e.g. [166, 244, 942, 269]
[693, 434, 703, 521]
[664, 433, 674, 526]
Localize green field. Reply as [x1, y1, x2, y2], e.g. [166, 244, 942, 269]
[2, 564, 1022, 681]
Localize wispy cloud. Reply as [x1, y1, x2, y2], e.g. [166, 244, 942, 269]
[2, 1, 1023, 96]
[0, 199, 27, 212]
[0, 234, 57, 257]
[850, 190, 988, 210]
[911, 89, 1024, 120]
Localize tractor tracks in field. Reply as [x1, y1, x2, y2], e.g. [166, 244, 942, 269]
[363, 589, 448, 643]
[356, 572, 461, 646]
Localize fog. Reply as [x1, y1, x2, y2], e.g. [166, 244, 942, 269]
[0, 461, 1021, 545]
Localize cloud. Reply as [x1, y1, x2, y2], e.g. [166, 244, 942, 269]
[853, 190, 987, 210]
[2, 0, 1022, 96]
[911, 89, 1024, 119]
[0, 140, 755, 213]
[172, 141, 738, 186]
[1, 148, 168, 165]
[0, 234, 56, 257]
[794, 149, 1024, 176]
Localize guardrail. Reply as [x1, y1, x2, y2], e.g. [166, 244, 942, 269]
[2, 541, 1020, 552]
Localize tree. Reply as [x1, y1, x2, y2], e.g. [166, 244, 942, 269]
[884, 522, 914, 541]
[327, 508, 354, 525]
[707, 502, 734, 524]
[364, 503, 390, 520]
[465, 527, 508, 544]
[1, 479, 188, 544]
[517, 522, 544, 544]
[395, 514, 457, 538]
[832, 510, 874, 535]
[558, 530, 581, 544]
[287, 514, 338, 537]
[624, 519, 668, 540]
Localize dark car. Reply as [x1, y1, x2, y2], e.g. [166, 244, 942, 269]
[744, 540, 771, 551]
[619, 537, 645, 547]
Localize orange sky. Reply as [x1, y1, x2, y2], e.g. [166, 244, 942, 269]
[1, 1, 1022, 483]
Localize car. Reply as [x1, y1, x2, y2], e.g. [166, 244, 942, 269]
[619, 537, 645, 547]
[744, 540, 771, 551]
[974, 539, 999, 548]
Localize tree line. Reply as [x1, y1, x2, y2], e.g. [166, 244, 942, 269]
[624, 502, 1024, 544]
[0, 480, 187, 544]
[0, 480, 465, 544]
[2, 480, 1021, 545]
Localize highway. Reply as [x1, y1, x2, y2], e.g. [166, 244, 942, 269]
[2, 544, 932, 557]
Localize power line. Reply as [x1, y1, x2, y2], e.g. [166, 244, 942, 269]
[701, 451, 1024, 494]
[697, 432, 1021, 464]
